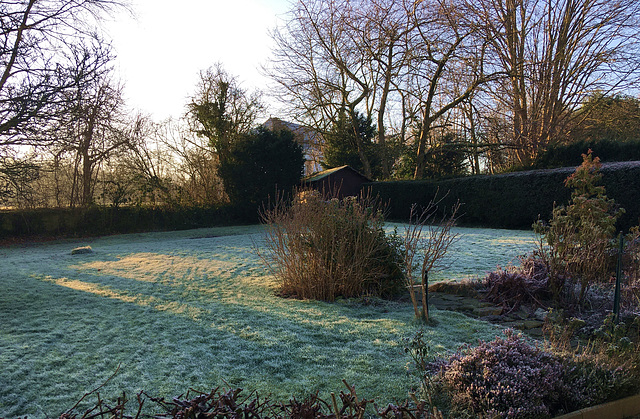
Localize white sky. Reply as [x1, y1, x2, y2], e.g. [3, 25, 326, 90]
[104, 0, 291, 121]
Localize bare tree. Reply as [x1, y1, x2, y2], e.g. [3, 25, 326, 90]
[0, 0, 129, 149]
[268, 0, 501, 179]
[155, 117, 226, 206]
[268, 0, 419, 179]
[0, 151, 40, 208]
[51, 41, 133, 207]
[404, 0, 503, 179]
[187, 63, 264, 161]
[467, 0, 640, 165]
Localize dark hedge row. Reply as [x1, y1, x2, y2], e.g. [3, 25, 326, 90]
[0, 204, 258, 240]
[3, 161, 638, 239]
[533, 139, 640, 169]
[369, 162, 640, 231]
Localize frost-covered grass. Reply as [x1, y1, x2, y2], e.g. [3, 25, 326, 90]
[0, 225, 534, 418]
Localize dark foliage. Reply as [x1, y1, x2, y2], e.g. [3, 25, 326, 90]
[0, 204, 251, 240]
[218, 127, 305, 216]
[392, 134, 468, 181]
[322, 110, 382, 179]
[370, 162, 640, 231]
[533, 139, 640, 169]
[52, 382, 443, 419]
[568, 93, 640, 144]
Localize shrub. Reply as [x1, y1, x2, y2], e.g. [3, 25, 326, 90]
[544, 313, 640, 411]
[409, 326, 640, 418]
[560, 354, 639, 411]
[534, 151, 623, 305]
[483, 257, 550, 313]
[437, 330, 565, 419]
[54, 382, 444, 419]
[259, 189, 405, 301]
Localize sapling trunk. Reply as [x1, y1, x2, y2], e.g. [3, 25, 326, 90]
[421, 271, 429, 322]
[403, 199, 460, 322]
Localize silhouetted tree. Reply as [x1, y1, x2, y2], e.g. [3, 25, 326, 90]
[218, 127, 304, 217]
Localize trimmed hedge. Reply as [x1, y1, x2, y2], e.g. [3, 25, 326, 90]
[0, 204, 257, 240]
[369, 161, 640, 231]
[533, 139, 640, 169]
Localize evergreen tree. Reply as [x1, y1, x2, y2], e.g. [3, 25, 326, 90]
[322, 111, 379, 178]
[218, 127, 304, 216]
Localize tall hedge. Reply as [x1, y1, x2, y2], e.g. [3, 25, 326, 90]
[370, 162, 640, 231]
[0, 204, 255, 240]
[533, 139, 640, 169]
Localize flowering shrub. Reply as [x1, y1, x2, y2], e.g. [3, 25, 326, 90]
[561, 354, 639, 411]
[437, 330, 564, 418]
[409, 325, 640, 418]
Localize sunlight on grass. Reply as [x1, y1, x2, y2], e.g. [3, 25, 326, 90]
[0, 224, 535, 418]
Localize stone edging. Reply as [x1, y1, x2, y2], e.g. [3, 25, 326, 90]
[554, 393, 640, 419]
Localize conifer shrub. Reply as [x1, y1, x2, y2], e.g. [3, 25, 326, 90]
[534, 151, 624, 305]
[259, 189, 405, 301]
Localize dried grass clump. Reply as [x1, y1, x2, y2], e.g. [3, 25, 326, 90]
[483, 256, 551, 313]
[259, 189, 404, 301]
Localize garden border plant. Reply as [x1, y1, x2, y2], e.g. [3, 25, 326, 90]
[258, 188, 405, 301]
[403, 196, 461, 322]
[534, 150, 626, 306]
[406, 327, 640, 418]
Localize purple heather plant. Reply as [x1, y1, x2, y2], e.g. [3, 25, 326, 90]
[437, 330, 565, 418]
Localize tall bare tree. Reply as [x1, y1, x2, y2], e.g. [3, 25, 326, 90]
[268, 0, 500, 179]
[51, 41, 134, 207]
[187, 63, 264, 161]
[156, 117, 226, 206]
[0, 0, 128, 148]
[468, 0, 640, 165]
[268, 0, 373, 178]
[405, 0, 503, 179]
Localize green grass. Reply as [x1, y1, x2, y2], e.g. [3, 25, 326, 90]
[0, 225, 535, 418]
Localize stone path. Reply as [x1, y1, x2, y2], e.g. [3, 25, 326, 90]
[426, 285, 546, 338]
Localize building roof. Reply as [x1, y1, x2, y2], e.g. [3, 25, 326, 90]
[303, 165, 371, 183]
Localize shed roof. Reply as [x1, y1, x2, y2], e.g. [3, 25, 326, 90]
[303, 165, 371, 183]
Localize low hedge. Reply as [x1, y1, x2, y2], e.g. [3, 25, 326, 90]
[0, 204, 257, 240]
[369, 161, 640, 231]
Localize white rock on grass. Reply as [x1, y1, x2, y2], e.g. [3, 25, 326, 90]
[71, 246, 93, 255]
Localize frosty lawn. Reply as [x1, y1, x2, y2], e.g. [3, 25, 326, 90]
[0, 225, 535, 418]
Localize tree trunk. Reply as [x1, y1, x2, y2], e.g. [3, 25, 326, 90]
[421, 271, 429, 322]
